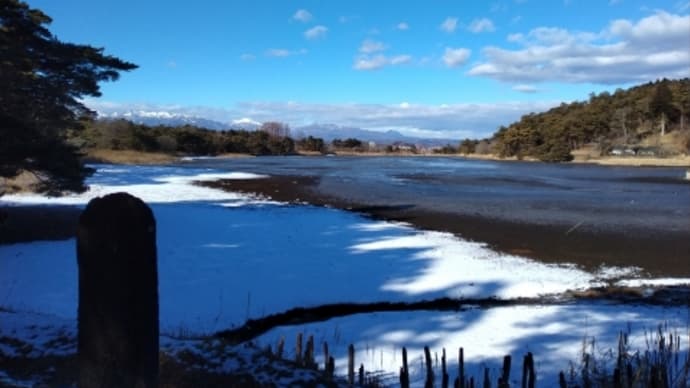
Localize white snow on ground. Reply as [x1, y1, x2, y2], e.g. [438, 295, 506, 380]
[1, 165, 266, 205]
[0, 311, 75, 358]
[617, 278, 690, 287]
[2, 164, 689, 386]
[257, 305, 690, 387]
[2, 203, 651, 334]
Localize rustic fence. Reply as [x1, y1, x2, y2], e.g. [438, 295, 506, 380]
[263, 331, 539, 388]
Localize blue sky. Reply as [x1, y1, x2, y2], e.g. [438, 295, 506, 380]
[28, 0, 690, 138]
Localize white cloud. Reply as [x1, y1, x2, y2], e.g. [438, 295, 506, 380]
[265, 48, 307, 57]
[240, 53, 255, 61]
[266, 49, 291, 57]
[390, 55, 412, 65]
[440, 17, 458, 33]
[468, 18, 496, 33]
[304, 25, 328, 40]
[397, 22, 409, 30]
[293, 9, 312, 23]
[87, 99, 560, 139]
[468, 11, 690, 84]
[353, 56, 385, 70]
[359, 39, 386, 54]
[353, 55, 389, 70]
[512, 84, 540, 93]
[353, 51, 413, 70]
[443, 47, 471, 68]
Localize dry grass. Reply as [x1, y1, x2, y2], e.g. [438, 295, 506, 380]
[214, 153, 254, 158]
[573, 155, 690, 167]
[0, 342, 340, 388]
[84, 149, 178, 165]
[459, 153, 540, 162]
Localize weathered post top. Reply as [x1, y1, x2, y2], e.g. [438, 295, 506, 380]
[77, 192, 158, 388]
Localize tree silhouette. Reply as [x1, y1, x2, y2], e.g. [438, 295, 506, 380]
[1, 0, 137, 194]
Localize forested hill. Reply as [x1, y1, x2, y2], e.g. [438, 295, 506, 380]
[490, 78, 690, 162]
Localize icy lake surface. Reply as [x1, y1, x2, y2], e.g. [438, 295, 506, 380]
[1, 162, 688, 386]
[184, 155, 690, 233]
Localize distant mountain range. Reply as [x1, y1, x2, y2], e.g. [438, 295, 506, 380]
[99, 111, 457, 146]
[291, 124, 457, 147]
[99, 111, 234, 131]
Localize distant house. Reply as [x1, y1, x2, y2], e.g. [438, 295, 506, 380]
[609, 145, 639, 156]
[636, 147, 660, 157]
[609, 146, 625, 156]
[392, 142, 416, 151]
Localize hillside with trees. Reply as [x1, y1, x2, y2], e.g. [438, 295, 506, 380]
[486, 78, 690, 162]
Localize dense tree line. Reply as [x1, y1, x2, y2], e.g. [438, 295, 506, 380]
[74, 119, 297, 156]
[331, 138, 364, 149]
[296, 136, 326, 153]
[490, 78, 690, 162]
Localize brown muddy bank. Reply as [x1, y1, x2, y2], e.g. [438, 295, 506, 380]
[200, 176, 690, 277]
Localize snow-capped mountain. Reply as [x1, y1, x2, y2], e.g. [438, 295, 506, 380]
[96, 112, 456, 145]
[98, 111, 231, 130]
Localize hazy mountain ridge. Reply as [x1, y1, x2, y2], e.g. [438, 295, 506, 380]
[98, 112, 458, 146]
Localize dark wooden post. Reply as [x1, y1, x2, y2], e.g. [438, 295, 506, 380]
[323, 341, 329, 371]
[326, 356, 335, 379]
[442, 348, 449, 388]
[424, 346, 434, 388]
[558, 371, 567, 388]
[305, 335, 315, 368]
[459, 347, 465, 388]
[400, 347, 410, 388]
[613, 368, 622, 388]
[526, 352, 536, 388]
[296, 332, 303, 364]
[499, 355, 511, 388]
[521, 353, 529, 388]
[77, 193, 158, 388]
[348, 344, 355, 385]
[277, 336, 285, 358]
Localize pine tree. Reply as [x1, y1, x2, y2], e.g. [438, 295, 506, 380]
[0, 0, 137, 194]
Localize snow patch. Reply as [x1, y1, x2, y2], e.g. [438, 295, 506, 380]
[616, 278, 690, 287]
[0, 171, 266, 205]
